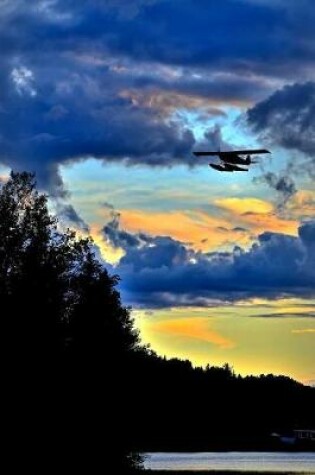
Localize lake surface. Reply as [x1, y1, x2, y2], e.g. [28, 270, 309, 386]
[144, 452, 315, 472]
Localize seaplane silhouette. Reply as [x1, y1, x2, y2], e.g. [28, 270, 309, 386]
[193, 149, 271, 172]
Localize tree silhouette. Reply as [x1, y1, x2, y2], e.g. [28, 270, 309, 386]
[1, 172, 142, 473]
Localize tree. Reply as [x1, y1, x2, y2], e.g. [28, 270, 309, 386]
[1, 172, 142, 472]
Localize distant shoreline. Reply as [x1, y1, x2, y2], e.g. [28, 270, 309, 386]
[143, 449, 315, 453]
[145, 471, 314, 475]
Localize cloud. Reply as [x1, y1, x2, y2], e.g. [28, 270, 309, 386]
[254, 312, 315, 319]
[102, 201, 115, 210]
[152, 317, 235, 349]
[103, 209, 144, 250]
[104, 0, 159, 19]
[100, 211, 315, 307]
[212, 198, 297, 237]
[109, 207, 256, 252]
[1, 0, 313, 77]
[254, 172, 297, 213]
[215, 197, 274, 215]
[233, 227, 248, 232]
[247, 82, 315, 177]
[56, 203, 90, 233]
[78, 0, 315, 77]
[97, 197, 298, 266]
[288, 190, 315, 220]
[119, 71, 268, 114]
[11, 66, 37, 97]
[0, 57, 195, 194]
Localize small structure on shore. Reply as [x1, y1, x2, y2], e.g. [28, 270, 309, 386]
[271, 429, 315, 447]
[294, 429, 315, 442]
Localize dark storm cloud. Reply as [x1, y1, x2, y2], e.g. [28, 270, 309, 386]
[102, 213, 315, 307]
[70, 0, 314, 75]
[0, 56, 196, 194]
[247, 82, 315, 207]
[1, 0, 314, 75]
[247, 82, 315, 173]
[1, 1, 315, 192]
[0, 1, 197, 193]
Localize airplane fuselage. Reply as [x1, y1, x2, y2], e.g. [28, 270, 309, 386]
[219, 153, 249, 165]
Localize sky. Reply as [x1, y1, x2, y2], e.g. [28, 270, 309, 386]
[1, 0, 315, 385]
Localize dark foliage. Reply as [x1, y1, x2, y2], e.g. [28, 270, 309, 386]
[1, 172, 141, 473]
[129, 351, 315, 452]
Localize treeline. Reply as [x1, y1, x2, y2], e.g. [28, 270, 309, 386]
[128, 351, 315, 451]
[2, 173, 314, 473]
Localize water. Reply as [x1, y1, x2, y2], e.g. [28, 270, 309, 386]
[144, 452, 315, 472]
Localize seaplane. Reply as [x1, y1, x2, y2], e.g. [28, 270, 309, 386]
[193, 149, 271, 172]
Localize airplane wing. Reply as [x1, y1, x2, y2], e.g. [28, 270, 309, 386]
[194, 149, 270, 156]
[223, 149, 270, 155]
[193, 151, 220, 156]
